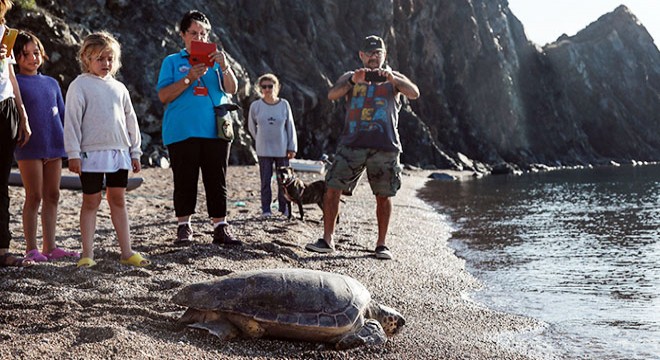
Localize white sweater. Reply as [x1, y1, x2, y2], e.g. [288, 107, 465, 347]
[64, 73, 142, 160]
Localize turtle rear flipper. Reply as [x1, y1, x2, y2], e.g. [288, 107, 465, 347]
[335, 319, 387, 350]
[189, 320, 240, 340]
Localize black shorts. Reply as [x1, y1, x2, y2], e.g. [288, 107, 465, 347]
[80, 170, 129, 194]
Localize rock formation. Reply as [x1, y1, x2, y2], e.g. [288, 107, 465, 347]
[8, 1, 660, 172]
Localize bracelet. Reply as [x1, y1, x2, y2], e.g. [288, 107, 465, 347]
[347, 76, 355, 86]
[222, 66, 231, 73]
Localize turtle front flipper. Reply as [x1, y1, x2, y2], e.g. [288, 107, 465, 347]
[334, 319, 387, 350]
[226, 314, 266, 338]
[189, 320, 240, 340]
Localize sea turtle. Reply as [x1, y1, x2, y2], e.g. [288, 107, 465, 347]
[171, 268, 406, 349]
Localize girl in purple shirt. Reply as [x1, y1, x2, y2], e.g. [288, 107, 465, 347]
[13, 31, 78, 262]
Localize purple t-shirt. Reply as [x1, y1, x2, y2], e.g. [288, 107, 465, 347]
[14, 73, 66, 160]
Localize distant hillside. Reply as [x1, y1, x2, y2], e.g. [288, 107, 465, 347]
[9, 1, 660, 172]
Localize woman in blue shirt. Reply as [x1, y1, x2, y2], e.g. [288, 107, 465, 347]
[157, 10, 242, 246]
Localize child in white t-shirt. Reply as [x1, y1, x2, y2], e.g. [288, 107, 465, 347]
[63, 31, 149, 268]
[0, 0, 33, 268]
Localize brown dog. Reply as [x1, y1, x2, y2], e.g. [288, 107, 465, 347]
[276, 166, 330, 221]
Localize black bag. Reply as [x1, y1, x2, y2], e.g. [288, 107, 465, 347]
[199, 68, 241, 142]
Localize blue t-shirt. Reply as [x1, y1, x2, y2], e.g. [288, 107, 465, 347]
[156, 49, 228, 145]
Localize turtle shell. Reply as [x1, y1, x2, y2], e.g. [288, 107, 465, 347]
[172, 268, 371, 330]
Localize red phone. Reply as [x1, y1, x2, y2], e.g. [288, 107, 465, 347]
[189, 40, 216, 67]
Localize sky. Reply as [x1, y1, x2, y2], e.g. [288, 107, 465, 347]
[506, 0, 659, 45]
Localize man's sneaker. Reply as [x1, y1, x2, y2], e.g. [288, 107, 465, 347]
[213, 224, 243, 246]
[375, 245, 393, 260]
[305, 239, 335, 253]
[175, 224, 193, 244]
[261, 212, 273, 219]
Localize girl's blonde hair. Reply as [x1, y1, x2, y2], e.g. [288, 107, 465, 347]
[78, 31, 122, 76]
[0, 0, 13, 25]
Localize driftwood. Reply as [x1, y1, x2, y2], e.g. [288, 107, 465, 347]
[8, 172, 143, 192]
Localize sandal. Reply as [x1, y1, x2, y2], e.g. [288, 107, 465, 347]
[25, 249, 48, 262]
[0, 253, 34, 267]
[46, 248, 81, 260]
[77, 257, 97, 268]
[119, 252, 151, 267]
[305, 239, 335, 253]
[375, 245, 393, 260]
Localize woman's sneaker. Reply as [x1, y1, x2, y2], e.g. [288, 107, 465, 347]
[175, 224, 193, 244]
[213, 224, 243, 246]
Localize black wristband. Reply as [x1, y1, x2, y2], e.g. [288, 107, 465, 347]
[347, 76, 355, 86]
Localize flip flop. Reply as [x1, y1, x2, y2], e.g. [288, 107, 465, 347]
[25, 249, 48, 262]
[77, 257, 97, 268]
[119, 252, 151, 267]
[0, 253, 34, 267]
[46, 248, 81, 260]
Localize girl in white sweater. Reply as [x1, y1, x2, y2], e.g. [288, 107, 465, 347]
[63, 31, 149, 268]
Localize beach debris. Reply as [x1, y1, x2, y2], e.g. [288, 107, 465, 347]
[428, 172, 457, 181]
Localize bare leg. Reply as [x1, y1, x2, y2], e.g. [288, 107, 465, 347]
[17, 159, 43, 253]
[40, 159, 62, 253]
[375, 195, 392, 247]
[80, 192, 102, 259]
[323, 187, 343, 246]
[106, 187, 133, 260]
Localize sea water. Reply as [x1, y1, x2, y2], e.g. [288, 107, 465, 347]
[419, 164, 660, 359]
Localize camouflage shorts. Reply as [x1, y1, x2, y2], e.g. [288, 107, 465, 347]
[325, 145, 402, 197]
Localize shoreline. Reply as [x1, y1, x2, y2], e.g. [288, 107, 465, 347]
[1, 166, 543, 359]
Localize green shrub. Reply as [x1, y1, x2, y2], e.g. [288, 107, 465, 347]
[14, 0, 37, 10]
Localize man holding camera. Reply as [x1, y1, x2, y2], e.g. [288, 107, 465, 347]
[305, 35, 420, 259]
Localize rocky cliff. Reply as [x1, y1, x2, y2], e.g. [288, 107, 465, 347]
[8, 1, 660, 171]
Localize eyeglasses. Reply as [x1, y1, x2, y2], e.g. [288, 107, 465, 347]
[364, 50, 384, 57]
[260, 84, 274, 89]
[186, 30, 208, 39]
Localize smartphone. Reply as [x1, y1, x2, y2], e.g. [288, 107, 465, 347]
[189, 40, 216, 67]
[364, 70, 387, 83]
[1, 28, 18, 54]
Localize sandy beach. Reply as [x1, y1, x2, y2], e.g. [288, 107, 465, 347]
[1, 165, 542, 359]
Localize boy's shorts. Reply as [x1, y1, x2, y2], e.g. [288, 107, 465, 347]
[80, 170, 128, 194]
[325, 145, 402, 197]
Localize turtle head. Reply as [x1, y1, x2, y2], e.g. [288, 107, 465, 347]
[367, 303, 406, 336]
